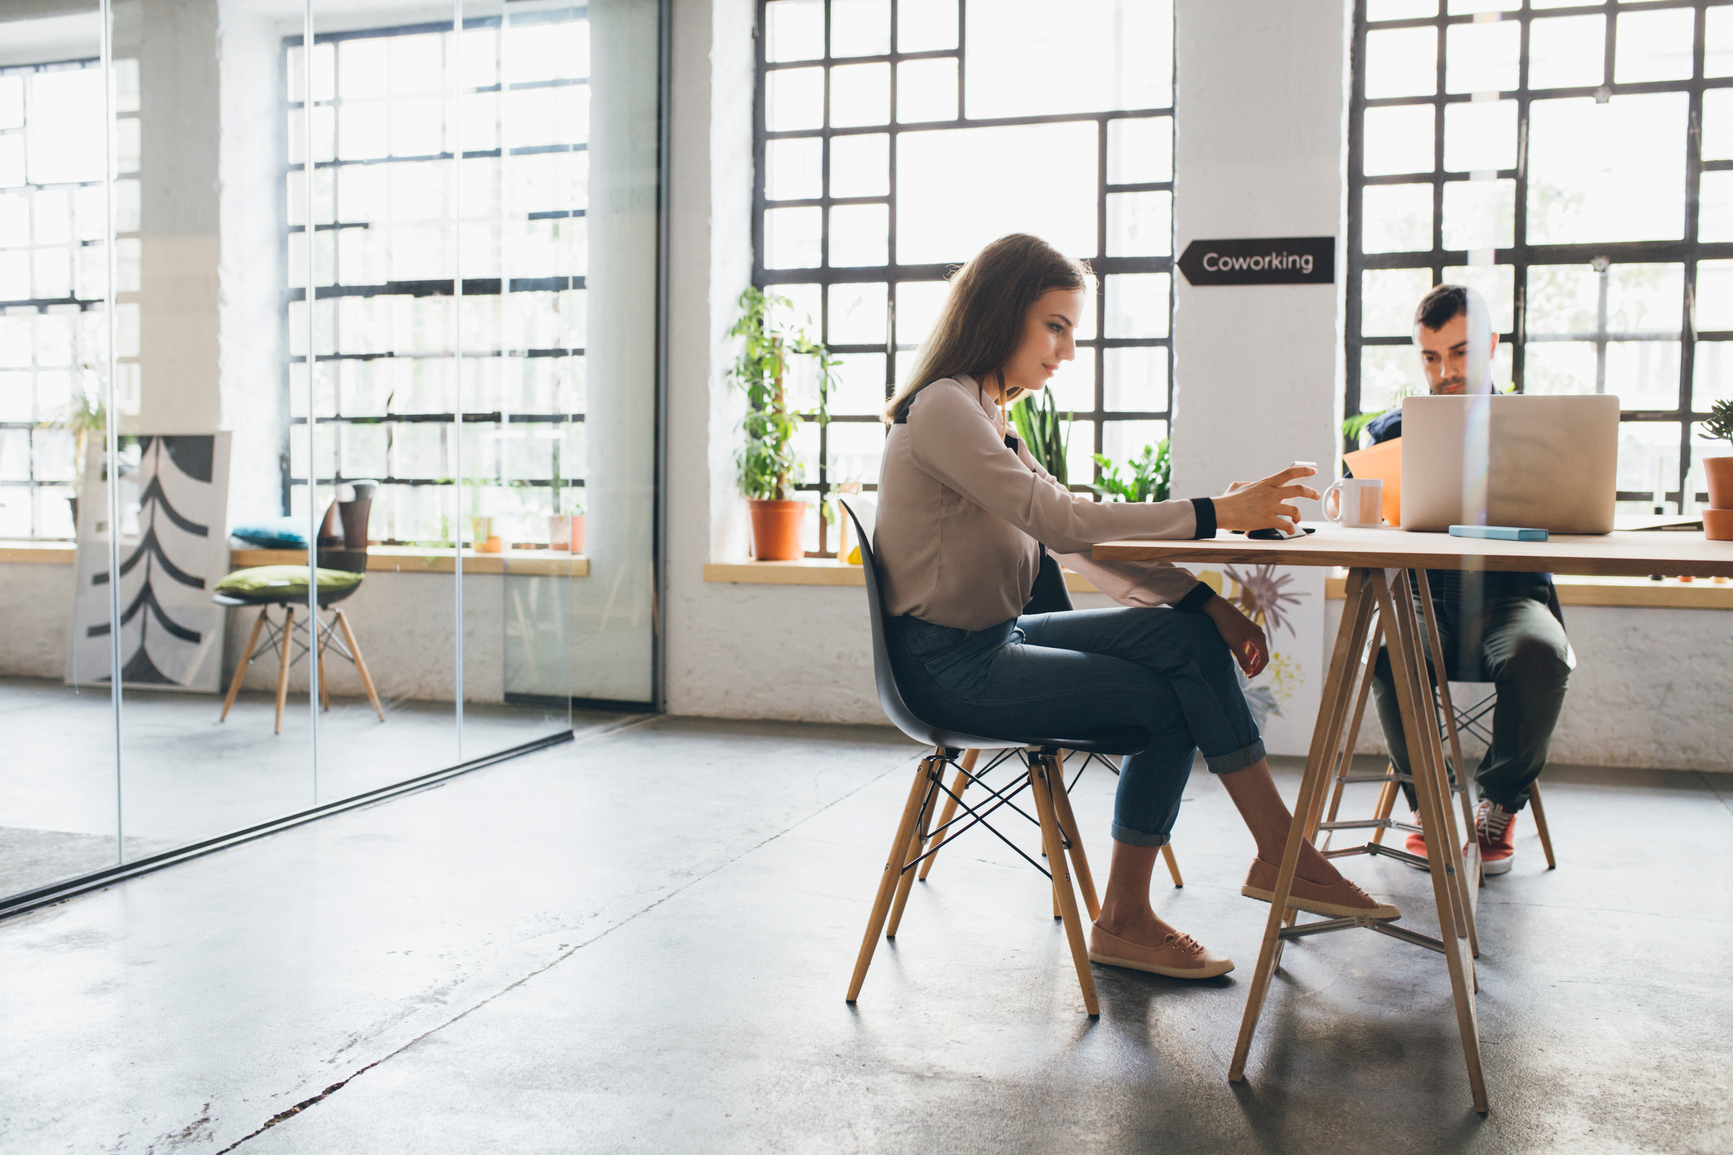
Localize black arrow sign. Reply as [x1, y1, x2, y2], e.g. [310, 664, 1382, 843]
[1178, 236, 1335, 286]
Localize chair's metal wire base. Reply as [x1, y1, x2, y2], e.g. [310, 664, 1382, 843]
[219, 604, 385, 733]
[242, 609, 359, 677]
[847, 744, 1105, 1016]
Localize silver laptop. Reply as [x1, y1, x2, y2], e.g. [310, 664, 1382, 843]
[1400, 394, 1620, 534]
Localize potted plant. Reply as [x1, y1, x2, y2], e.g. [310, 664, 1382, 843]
[728, 286, 837, 560]
[39, 383, 105, 532]
[547, 448, 585, 553]
[1090, 439, 1171, 504]
[1010, 388, 1072, 484]
[1702, 398, 1733, 541]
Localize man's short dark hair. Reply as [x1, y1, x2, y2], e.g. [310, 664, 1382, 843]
[1414, 284, 1468, 332]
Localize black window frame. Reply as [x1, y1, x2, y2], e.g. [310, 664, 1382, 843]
[282, 9, 590, 545]
[0, 57, 123, 541]
[752, 0, 1177, 556]
[1346, 0, 1730, 508]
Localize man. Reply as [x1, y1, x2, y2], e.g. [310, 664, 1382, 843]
[1365, 284, 1574, 874]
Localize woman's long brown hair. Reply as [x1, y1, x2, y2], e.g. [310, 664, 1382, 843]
[883, 233, 1091, 424]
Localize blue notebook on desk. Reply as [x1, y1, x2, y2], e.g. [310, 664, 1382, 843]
[1448, 525, 1548, 542]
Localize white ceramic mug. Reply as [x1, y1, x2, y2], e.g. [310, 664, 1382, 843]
[1322, 477, 1384, 527]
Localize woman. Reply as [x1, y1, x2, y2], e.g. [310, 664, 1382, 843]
[875, 234, 1397, 980]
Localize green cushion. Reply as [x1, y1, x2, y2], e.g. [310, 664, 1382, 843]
[215, 565, 364, 598]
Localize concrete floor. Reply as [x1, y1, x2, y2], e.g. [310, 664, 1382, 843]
[0, 676, 601, 898]
[1, 717, 1729, 1154]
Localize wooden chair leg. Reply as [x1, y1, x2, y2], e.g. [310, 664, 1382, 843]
[220, 607, 269, 722]
[1160, 842, 1183, 888]
[917, 748, 977, 882]
[273, 605, 296, 735]
[1030, 754, 1099, 1016]
[1046, 763, 1100, 921]
[886, 766, 940, 938]
[334, 608, 385, 722]
[1529, 782, 1557, 869]
[847, 755, 939, 1003]
[315, 615, 331, 713]
[1369, 776, 1398, 846]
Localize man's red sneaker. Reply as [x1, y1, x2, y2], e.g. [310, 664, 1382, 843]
[1403, 812, 1428, 867]
[1476, 799, 1517, 875]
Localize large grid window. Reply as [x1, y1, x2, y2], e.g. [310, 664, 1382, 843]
[1348, 0, 1733, 509]
[754, 0, 1175, 555]
[0, 58, 137, 540]
[285, 12, 588, 546]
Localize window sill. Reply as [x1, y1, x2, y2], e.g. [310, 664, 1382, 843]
[0, 542, 589, 577]
[1323, 571, 1733, 609]
[702, 559, 1103, 592]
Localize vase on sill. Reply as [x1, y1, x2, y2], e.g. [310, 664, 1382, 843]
[471, 516, 504, 554]
[549, 513, 585, 553]
[1704, 456, 1733, 541]
[748, 499, 805, 561]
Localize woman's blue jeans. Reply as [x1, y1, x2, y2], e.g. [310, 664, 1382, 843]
[885, 607, 1265, 847]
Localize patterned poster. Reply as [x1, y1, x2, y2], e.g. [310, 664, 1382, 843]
[1194, 563, 1326, 758]
[67, 434, 233, 693]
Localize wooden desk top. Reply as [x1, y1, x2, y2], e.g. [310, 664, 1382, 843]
[1092, 523, 1733, 579]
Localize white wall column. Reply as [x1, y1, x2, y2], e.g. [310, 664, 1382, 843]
[1170, 0, 1349, 500]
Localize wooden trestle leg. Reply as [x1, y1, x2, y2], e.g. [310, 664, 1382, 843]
[1230, 567, 1378, 1082]
[1416, 570, 1482, 936]
[1374, 569, 1488, 1111]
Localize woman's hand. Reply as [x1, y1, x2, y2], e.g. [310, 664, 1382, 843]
[1204, 595, 1269, 678]
[1211, 465, 1322, 534]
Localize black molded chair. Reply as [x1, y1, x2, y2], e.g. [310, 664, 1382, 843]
[840, 496, 1150, 1016]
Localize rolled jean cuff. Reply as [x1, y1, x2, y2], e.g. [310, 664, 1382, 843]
[1109, 822, 1171, 848]
[1205, 738, 1266, 775]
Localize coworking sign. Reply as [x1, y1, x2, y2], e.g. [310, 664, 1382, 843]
[1177, 236, 1335, 286]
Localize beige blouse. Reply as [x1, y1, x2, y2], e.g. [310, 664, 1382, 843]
[875, 375, 1213, 631]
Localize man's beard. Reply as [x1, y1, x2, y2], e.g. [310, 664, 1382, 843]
[1433, 375, 1466, 394]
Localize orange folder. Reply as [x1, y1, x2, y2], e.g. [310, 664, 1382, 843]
[1342, 437, 1402, 526]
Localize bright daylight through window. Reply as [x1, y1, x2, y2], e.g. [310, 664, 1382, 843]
[0, 58, 136, 541]
[1348, 0, 1733, 508]
[286, 12, 587, 547]
[755, 0, 1175, 555]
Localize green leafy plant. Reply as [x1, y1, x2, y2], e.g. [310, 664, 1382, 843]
[1091, 439, 1170, 503]
[39, 384, 106, 480]
[1342, 408, 1390, 446]
[1703, 398, 1733, 448]
[728, 287, 838, 501]
[1010, 389, 1072, 485]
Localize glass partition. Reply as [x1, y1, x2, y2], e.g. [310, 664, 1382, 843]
[0, 0, 661, 912]
[0, 2, 122, 898]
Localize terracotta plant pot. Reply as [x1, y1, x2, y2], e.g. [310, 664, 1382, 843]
[1704, 455, 1733, 509]
[549, 514, 585, 553]
[748, 499, 806, 561]
[1704, 508, 1733, 541]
